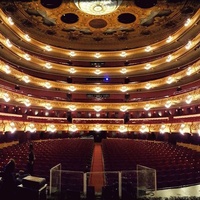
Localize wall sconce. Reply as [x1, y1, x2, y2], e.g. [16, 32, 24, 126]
[69, 68, 76, 74]
[120, 86, 128, 92]
[94, 124, 101, 132]
[45, 62, 52, 69]
[94, 53, 101, 58]
[26, 123, 36, 133]
[24, 99, 31, 107]
[68, 105, 77, 111]
[47, 124, 57, 133]
[45, 103, 52, 110]
[5, 39, 13, 48]
[185, 95, 193, 104]
[22, 75, 30, 83]
[3, 93, 10, 102]
[4, 65, 11, 74]
[120, 106, 128, 112]
[165, 100, 172, 108]
[68, 86, 76, 92]
[120, 52, 127, 57]
[94, 106, 102, 112]
[166, 36, 173, 43]
[24, 54, 31, 61]
[94, 69, 102, 75]
[145, 46, 152, 52]
[24, 34, 31, 42]
[45, 45, 52, 51]
[94, 87, 102, 93]
[7, 17, 14, 25]
[69, 51, 76, 57]
[144, 104, 151, 111]
[119, 125, 127, 133]
[69, 124, 78, 132]
[9, 122, 16, 133]
[120, 68, 127, 74]
[44, 82, 52, 89]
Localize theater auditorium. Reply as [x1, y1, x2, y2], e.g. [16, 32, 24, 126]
[0, 0, 200, 199]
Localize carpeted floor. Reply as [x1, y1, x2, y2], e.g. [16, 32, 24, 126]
[89, 143, 104, 193]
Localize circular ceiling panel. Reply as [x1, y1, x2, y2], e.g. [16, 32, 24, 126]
[135, 0, 157, 8]
[89, 19, 108, 29]
[74, 0, 122, 15]
[41, 0, 63, 9]
[61, 13, 79, 24]
[118, 13, 136, 24]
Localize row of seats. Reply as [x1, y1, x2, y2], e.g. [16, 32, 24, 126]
[0, 138, 94, 184]
[102, 139, 200, 189]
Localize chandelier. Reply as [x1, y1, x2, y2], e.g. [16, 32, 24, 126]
[74, 0, 122, 16]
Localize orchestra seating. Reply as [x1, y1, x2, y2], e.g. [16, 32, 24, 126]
[0, 138, 94, 184]
[102, 139, 200, 189]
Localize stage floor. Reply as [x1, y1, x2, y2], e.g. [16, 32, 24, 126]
[153, 184, 200, 198]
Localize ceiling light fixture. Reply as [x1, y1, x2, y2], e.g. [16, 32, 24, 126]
[74, 0, 122, 16]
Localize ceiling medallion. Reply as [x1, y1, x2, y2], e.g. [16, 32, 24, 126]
[74, 0, 122, 16]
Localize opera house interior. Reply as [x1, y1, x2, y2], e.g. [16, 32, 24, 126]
[0, 0, 200, 199]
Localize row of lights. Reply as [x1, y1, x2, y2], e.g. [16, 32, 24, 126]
[5, 15, 194, 60]
[5, 121, 200, 134]
[1, 60, 199, 92]
[4, 36, 195, 63]
[0, 91, 197, 112]
[7, 122, 56, 133]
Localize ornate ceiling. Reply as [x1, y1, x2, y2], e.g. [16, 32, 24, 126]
[0, 0, 200, 134]
[2, 0, 199, 50]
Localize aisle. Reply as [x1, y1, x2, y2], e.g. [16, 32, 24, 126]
[89, 143, 104, 193]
